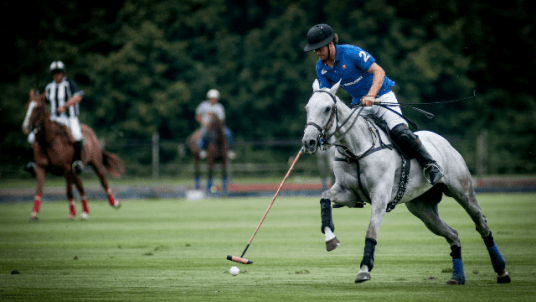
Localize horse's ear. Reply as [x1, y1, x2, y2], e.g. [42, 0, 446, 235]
[312, 79, 320, 91]
[29, 89, 35, 99]
[329, 80, 341, 96]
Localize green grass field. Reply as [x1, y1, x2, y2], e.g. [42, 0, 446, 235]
[1, 193, 535, 301]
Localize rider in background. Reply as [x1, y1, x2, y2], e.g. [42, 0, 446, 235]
[25, 61, 85, 175]
[195, 89, 235, 159]
[304, 24, 443, 185]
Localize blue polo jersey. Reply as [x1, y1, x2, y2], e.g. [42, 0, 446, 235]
[316, 44, 395, 105]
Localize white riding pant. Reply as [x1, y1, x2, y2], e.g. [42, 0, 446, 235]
[27, 116, 83, 144]
[361, 91, 407, 130]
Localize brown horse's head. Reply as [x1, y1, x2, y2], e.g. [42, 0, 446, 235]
[22, 89, 48, 134]
[207, 116, 225, 142]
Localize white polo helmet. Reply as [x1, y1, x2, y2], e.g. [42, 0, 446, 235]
[207, 89, 220, 99]
[50, 61, 65, 74]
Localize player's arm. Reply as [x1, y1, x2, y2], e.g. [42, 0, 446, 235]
[361, 63, 385, 106]
[195, 113, 205, 126]
[57, 94, 82, 113]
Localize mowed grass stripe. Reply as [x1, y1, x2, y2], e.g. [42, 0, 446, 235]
[1, 193, 535, 301]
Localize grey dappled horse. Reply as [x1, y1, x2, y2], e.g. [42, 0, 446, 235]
[301, 79, 511, 285]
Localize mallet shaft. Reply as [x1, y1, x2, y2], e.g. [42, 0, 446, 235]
[226, 148, 304, 265]
[246, 149, 303, 245]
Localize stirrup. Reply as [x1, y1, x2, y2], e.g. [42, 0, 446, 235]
[73, 161, 84, 174]
[423, 164, 443, 185]
[24, 162, 36, 177]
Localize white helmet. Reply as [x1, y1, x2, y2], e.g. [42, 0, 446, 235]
[206, 89, 220, 99]
[50, 61, 65, 74]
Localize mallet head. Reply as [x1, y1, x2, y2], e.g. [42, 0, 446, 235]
[227, 255, 253, 264]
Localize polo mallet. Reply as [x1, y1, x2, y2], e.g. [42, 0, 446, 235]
[227, 148, 304, 265]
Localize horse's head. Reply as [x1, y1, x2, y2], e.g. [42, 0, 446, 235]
[22, 89, 48, 134]
[302, 79, 341, 153]
[208, 115, 224, 135]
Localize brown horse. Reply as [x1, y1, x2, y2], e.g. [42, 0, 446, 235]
[187, 115, 228, 194]
[22, 90, 124, 220]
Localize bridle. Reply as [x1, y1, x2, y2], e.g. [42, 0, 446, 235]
[305, 90, 363, 150]
[29, 101, 46, 132]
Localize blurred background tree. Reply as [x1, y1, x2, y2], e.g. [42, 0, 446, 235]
[1, 0, 534, 176]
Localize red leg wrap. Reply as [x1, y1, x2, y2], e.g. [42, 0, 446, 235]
[32, 195, 42, 213]
[69, 200, 76, 217]
[81, 197, 89, 213]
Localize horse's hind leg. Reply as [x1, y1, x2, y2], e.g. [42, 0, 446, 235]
[91, 163, 119, 208]
[446, 181, 510, 283]
[405, 187, 465, 285]
[66, 171, 88, 219]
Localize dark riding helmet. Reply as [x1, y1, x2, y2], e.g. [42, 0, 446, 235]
[304, 24, 335, 52]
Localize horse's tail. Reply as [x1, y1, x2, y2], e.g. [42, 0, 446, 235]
[102, 150, 125, 178]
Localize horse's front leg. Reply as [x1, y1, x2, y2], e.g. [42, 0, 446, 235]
[356, 188, 390, 283]
[31, 166, 46, 220]
[319, 183, 358, 251]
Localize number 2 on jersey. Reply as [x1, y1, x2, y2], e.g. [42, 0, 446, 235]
[359, 51, 370, 62]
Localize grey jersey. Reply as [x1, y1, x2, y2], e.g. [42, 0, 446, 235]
[195, 101, 225, 124]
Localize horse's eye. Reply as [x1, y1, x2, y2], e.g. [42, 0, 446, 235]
[324, 106, 331, 113]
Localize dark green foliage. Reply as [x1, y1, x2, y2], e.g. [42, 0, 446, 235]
[1, 0, 534, 174]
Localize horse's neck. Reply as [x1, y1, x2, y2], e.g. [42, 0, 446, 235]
[331, 104, 373, 154]
[37, 119, 62, 145]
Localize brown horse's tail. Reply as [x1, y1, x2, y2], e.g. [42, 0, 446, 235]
[102, 151, 125, 178]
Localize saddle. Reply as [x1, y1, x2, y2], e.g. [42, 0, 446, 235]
[333, 114, 410, 212]
[59, 124, 76, 145]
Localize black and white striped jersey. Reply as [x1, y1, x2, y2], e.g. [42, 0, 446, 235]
[44, 78, 84, 119]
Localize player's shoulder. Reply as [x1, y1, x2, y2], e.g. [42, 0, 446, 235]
[337, 44, 365, 56]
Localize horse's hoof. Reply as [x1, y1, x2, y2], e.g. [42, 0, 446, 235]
[68, 215, 75, 220]
[326, 237, 340, 252]
[355, 272, 371, 283]
[30, 216, 38, 221]
[81, 212, 89, 219]
[497, 272, 511, 284]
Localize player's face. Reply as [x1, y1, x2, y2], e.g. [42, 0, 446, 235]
[52, 72, 64, 84]
[209, 97, 218, 105]
[315, 43, 333, 62]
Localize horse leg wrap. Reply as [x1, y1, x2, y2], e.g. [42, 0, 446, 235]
[320, 199, 334, 234]
[448, 245, 465, 285]
[360, 237, 377, 271]
[194, 175, 201, 190]
[32, 195, 42, 213]
[207, 177, 213, 192]
[68, 200, 76, 217]
[81, 197, 89, 213]
[483, 232, 506, 274]
[222, 175, 228, 193]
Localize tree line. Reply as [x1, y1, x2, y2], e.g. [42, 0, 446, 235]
[1, 0, 534, 175]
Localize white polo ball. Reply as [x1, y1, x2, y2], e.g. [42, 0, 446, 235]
[230, 266, 239, 276]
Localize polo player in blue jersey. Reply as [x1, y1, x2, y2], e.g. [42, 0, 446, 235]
[304, 24, 443, 185]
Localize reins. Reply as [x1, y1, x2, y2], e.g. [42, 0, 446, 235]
[305, 90, 389, 161]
